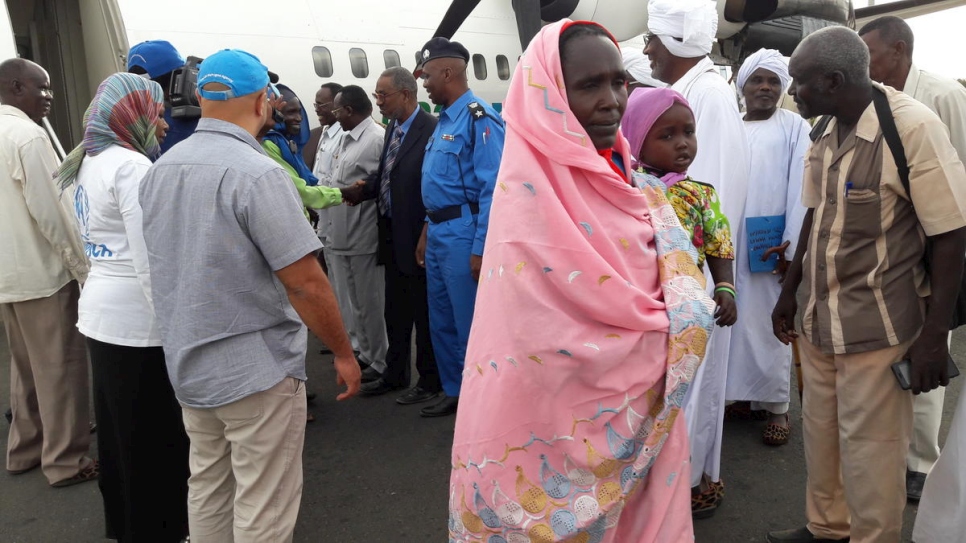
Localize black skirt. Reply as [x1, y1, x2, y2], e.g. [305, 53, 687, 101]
[88, 338, 189, 543]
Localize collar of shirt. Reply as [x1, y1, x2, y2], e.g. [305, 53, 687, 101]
[440, 89, 475, 122]
[344, 117, 375, 142]
[670, 56, 715, 92]
[903, 63, 922, 97]
[323, 123, 343, 140]
[0, 104, 36, 124]
[817, 81, 886, 144]
[195, 118, 264, 154]
[395, 107, 420, 138]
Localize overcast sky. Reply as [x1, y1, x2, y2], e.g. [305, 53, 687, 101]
[876, 2, 965, 80]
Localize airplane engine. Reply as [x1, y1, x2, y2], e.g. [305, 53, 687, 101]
[540, 0, 747, 42]
[724, 0, 851, 25]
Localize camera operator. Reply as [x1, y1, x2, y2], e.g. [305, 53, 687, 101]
[127, 40, 198, 153]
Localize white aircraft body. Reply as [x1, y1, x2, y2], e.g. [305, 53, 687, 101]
[2, 0, 964, 153]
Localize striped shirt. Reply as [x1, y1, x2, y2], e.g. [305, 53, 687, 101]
[801, 84, 966, 355]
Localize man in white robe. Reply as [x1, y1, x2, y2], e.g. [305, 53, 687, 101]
[859, 16, 966, 504]
[726, 49, 811, 446]
[644, 0, 751, 517]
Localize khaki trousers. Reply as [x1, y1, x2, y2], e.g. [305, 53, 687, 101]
[181, 377, 306, 543]
[800, 338, 912, 543]
[1, 281, 92, 484]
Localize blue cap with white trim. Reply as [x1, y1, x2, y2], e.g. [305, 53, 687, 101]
[197, 49, 270, 101]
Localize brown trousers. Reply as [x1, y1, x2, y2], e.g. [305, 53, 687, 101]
[2, 281, 92, 484]
[800, 338, 912, 543]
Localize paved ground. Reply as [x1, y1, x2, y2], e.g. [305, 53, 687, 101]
[1, 328, 962, 542]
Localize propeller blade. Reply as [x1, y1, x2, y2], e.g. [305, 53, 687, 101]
[433, 0, 482, 39]
[512, 0, 543, 50]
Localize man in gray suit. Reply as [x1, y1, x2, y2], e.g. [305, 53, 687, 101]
[322, 86, 388, 379]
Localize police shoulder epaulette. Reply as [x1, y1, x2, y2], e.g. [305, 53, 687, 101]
[467, 101, 500, 124]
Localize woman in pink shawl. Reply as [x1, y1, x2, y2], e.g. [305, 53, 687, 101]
[448, 20, 715, 542]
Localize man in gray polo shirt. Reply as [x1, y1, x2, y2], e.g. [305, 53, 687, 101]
[139, 49, 360, 543]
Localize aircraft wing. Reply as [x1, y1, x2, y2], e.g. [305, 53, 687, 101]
[855, 0, 966, 27]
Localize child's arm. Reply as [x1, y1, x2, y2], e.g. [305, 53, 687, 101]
[701, 184, 737, 327]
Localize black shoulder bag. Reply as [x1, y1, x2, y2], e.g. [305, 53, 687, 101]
[871, 88, 966, 330]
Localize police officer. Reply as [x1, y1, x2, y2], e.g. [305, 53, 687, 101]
[415, 37, 505, 417]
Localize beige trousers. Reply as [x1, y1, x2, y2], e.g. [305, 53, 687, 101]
[800, 338, 912, 543]
[181, 377, 306, 543]
[1, 281, 92, 484]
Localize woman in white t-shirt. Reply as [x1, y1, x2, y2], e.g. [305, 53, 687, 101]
[56, 72, 187, 543]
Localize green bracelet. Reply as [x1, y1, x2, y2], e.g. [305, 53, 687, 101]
[715, 286, 736, 298]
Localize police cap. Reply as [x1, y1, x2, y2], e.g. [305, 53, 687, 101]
[417, 37, 470, 74]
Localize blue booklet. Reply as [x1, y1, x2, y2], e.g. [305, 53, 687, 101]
[746, 215, 785, 273]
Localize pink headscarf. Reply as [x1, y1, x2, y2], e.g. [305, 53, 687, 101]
[621, 87, 693, 187]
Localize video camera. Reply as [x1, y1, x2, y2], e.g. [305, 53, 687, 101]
[169, 56, 203, 119]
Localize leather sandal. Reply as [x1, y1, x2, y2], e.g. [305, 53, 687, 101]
[763, 414, 791, 446]
[692, 478, 724, 519]
[51, 459, 99, 488]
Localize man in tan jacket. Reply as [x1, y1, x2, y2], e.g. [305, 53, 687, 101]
[0, 58, 96, 487]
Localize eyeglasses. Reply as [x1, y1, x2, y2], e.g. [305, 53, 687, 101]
[371, 89, 403, 101]
[313, 101, 333, 109]
[330, 106, 345, 116]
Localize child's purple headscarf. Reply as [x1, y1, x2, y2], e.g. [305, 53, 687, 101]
[620, 87, 694, 187]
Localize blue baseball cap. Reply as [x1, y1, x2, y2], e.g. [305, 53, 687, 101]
[197, 49, 270, 101]
[127, 40, 185, 78]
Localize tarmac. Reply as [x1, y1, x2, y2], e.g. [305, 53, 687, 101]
[1, 328, 962, 542]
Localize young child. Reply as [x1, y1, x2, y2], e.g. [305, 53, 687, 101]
[621, 86, 738, 518]
[622, 87, 737, 328]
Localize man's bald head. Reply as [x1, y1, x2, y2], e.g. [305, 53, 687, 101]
[0, 58, 53, 123]
[791, 26, 871, 87]
[788, 26, 873, 120]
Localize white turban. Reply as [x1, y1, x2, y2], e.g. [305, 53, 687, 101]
[736, 48, 791, 91]
[647, 0, 718, 58]
[622, 49, 666, 88]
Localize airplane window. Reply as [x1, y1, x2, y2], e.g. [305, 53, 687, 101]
[496, 55, 510, 81]
[312, 46, 334, 78]
[472, 54, 487, 80]
[384, 50, 401, 69]
[349, 48, 369, 79]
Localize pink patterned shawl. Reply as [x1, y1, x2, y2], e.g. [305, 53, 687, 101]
[448, 20, 715, 543]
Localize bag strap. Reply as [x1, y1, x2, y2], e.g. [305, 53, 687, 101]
[809, 115, 832, 142]
[871, 87, 911, 198]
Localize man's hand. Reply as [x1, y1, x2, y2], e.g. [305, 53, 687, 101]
[332, 354, 361, 400]
[771, 290, 799, 345]
[416, 223, 428, 268]
[268, 95, 287, 116]
[762, 240, 791, 282]
[906, 329, 951, 394]
[713, 291, 737, 326]
[341, 180, 367, 206]
[470, 254, 483, 282]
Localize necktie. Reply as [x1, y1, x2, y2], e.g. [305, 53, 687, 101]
[379, 125, 404, 217]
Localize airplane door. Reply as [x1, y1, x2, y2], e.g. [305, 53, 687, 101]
[0, 0, 15, 60]
[5, 0, 127, 149]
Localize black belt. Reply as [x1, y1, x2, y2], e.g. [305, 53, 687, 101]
[427, 202, 479, 224]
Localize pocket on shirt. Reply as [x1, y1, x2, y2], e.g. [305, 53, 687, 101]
[843, 189, 882, 239]
[431, 140, 463, 179]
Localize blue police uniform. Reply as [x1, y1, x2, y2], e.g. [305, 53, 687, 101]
[421, 89, 505, 397]
[160, 108, 198, 154]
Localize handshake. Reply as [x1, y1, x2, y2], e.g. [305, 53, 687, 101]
[340, 180, 368, 206]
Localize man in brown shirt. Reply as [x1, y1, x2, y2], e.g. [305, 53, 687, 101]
[768, 27, 966, 543]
